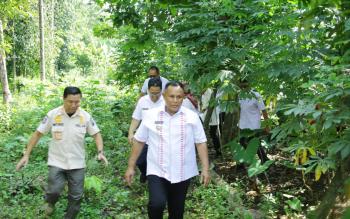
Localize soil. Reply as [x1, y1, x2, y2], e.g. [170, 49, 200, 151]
[208, 148, 332, 217]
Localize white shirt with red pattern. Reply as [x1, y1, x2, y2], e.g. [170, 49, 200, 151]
[134, 105, 207, 184]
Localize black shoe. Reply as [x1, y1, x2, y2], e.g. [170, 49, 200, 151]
[140, 174, 147, 183]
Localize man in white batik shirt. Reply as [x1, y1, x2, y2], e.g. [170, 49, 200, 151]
[125, 81, 210, 219]
[128, 77, 164, 183]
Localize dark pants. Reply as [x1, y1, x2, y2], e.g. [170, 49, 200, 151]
[239, 130, 269, 164]
[46, 166, 85, 219]
[209, 125, 221, 155]
[136, 144, 148, 177]
[147, 175, 191, 219]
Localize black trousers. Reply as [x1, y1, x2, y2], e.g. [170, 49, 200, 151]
[147, 175, 191, 219]
[209, 125, 221, 155]
[136, 144, 148, 177]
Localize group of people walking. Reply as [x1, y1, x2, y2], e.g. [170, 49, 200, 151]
[15, 65, 269, 219]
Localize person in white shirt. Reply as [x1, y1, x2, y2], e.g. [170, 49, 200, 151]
[16, 86, 108, 218]
[140, 66, 169, 97]
[128, 77, 164, 183]
[239, 79, 269, 163]
[181, 82, 200, 114]
[125, 81, 210, 219]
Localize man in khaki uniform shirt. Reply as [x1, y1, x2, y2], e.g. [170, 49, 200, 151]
[16, 86, 108, 219]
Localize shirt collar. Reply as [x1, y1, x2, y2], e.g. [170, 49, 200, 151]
[161, 105, 184, 117]
[146, 95, 163, 104]
[59, 106, 82, 117]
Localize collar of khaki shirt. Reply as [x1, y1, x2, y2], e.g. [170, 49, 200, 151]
[57, 106, 83, 118]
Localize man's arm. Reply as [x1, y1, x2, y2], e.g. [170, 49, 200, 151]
[124, 139, 145, 186]
[128, 119, 141, 144]
[195, 142, 211, 186]
[16, 131, 43, 170]
[93, 132, 108, 165]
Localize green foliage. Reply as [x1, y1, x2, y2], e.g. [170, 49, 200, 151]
[84, 175, 103, 194]
[186, 183, 249, 218]
[247, 160, 274, 178]
[230, 137, 260, 165]
[341, 207, 350, 219]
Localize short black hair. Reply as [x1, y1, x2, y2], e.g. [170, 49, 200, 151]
[148, 77, 162, 89]
[149, 66, 160, 74]
[63, 86, 82, 98]
[165, 81, 184, 91]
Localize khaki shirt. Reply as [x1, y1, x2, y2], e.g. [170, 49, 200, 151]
[37, 106, 100, 170]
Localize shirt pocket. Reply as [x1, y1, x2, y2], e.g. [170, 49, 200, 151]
[75, 126, 87, 142]
[52, 126, 64, 140]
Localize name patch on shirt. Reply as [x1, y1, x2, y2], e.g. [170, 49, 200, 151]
[142, 108, 149, 110]
[155, 121, 163, 125]
[53, 123, 64, 126]
[75, 124, 87, 128]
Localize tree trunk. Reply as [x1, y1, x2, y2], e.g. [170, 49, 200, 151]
[50, 0, 55, 78]
[12, 24, 16, 82]
[203, 88, 217, 130]
[39, 0, 46, 81]
[221, 102, 240, 145]
[0, 19, 12, 104]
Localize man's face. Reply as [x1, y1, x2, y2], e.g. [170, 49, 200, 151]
[148, 86, 162, 102]
[163, 85, 184, 115]
[148, 69, 159, 78]
[63, 94, 81, 114]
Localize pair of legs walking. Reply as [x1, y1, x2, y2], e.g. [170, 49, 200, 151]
[147, 175, 191, 219]
[46, 166, 85, 219]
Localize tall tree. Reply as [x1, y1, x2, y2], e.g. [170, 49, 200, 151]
[0, 19, 12, 104]
[49, 0, 55, 78]
[39, 0, 45, 81]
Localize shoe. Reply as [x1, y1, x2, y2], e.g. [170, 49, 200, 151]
[139, 174, 147, 183]
[44, 203, 55, 216]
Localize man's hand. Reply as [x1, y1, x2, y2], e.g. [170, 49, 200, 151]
[16, 155, 29, 171]
[98, 153, 109, 166]
[200, 169, 211, 187]
[124, 167, 135, 186]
